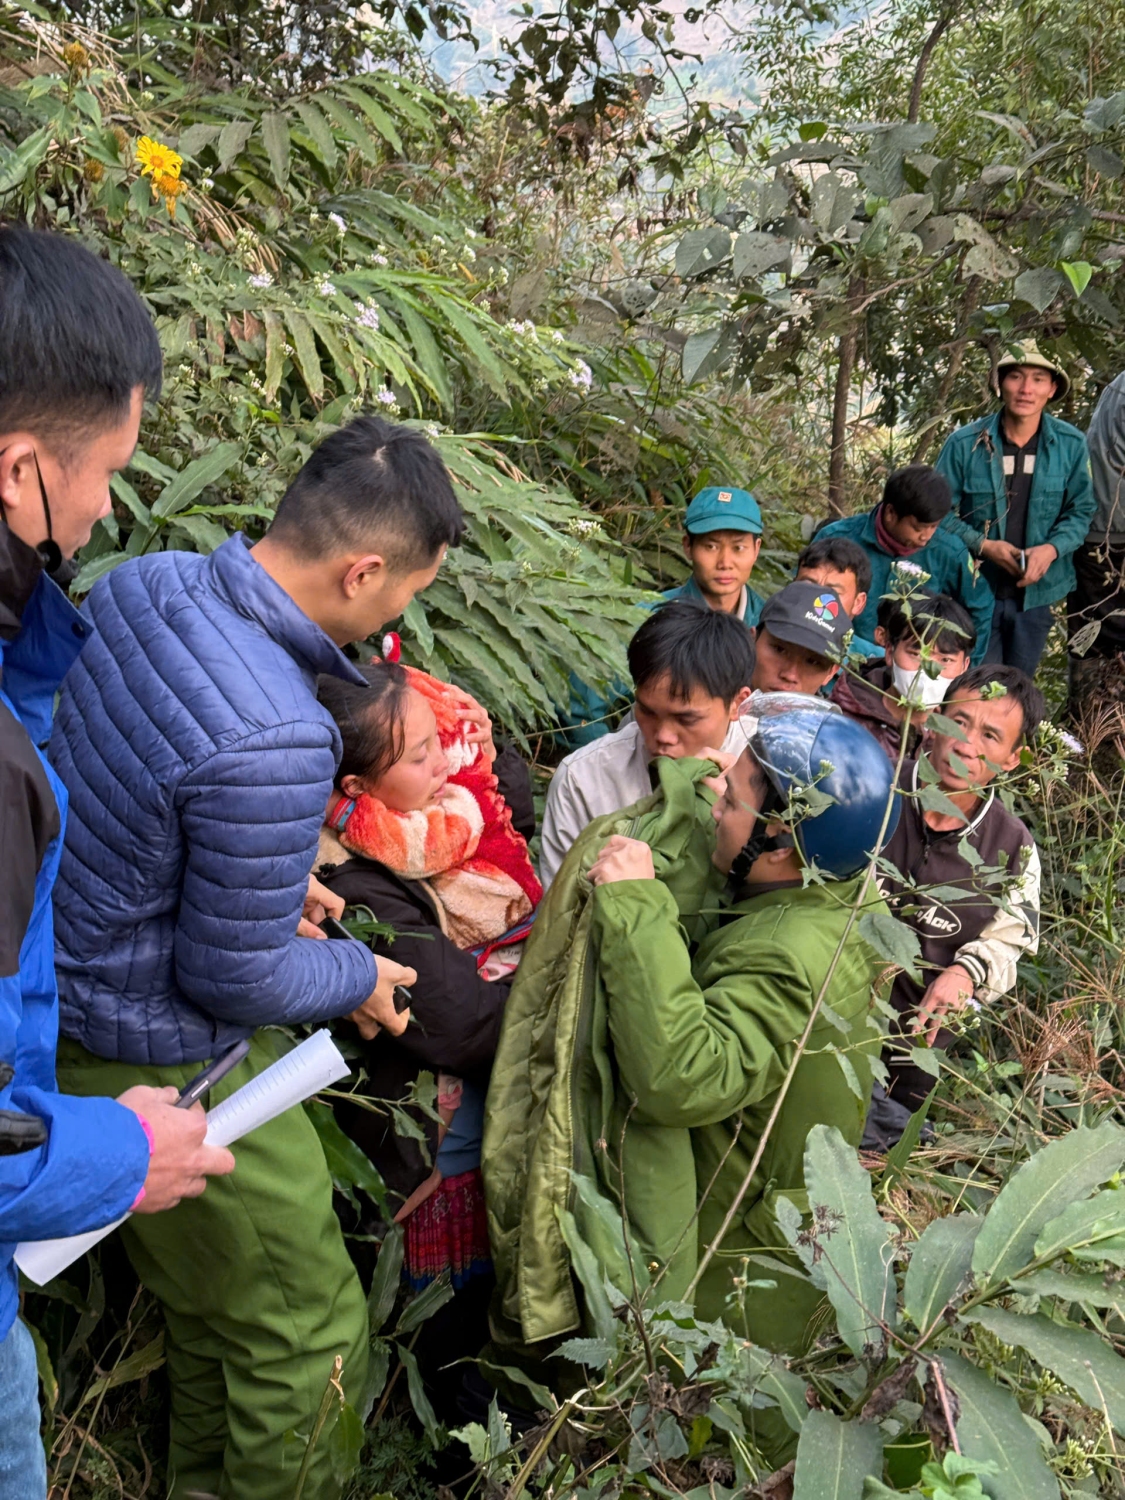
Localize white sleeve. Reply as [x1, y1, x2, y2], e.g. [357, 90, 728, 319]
[539, 762, 586, 889]
[954, 842, 1040, 1002]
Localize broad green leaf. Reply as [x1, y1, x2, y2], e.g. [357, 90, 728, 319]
[557, 1206, 617, 1344]
[82, 1334, 165, 1404]
[110, 475, 151, 526]
[262, 309, 286, 397]
[262, 111, 290, 188]
[555, 1336, 614, 1367]
[177, 122, 221, 159]
[1058, 261, 1094, 296]
[675, 226, 731, 278]
[858, 910, 922, 980]
[151, 442, 242, 520]
[903, 1214, 981, 1335]
[27, 1321, 57, 1414]
[397, 1342, 440, 1444]
[793, 1409, 883, 1500]
[328, 1401, 364, 1485]
[1012, 268, 1063, 313]
[1087, 144, 1123, 178]
[294, 100, 338, 170]
[732, 229, 791, 279]
[971, 1123, 1125, 1286]
[682, 327, 722, 384]
[0, 126, 51, 193]
[966, 1306, 1125, 1434]
[395, 1273, 454, 1335]
[304, 1099, 387, 1207]
[217, 119, 253, 172]
[334, 83, 404, 154]
[401, 598, 435, 656]
[283, 309, 325, 403]
[939, 1353, 1058, 1500]
[1032, 1186, 1125, 1262]
[367, 1225, 404, 1336]
[882, 1087, 937, 1188]
[739, 1342, 808, 1433]
[71, 550, 128, 595]
[318, 94, 384, 166]
[798, 1125, 897, 1359]
[1020, 1268, 1125, 1314]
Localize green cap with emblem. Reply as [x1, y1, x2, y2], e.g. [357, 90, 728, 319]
[683, 485, 763, 536]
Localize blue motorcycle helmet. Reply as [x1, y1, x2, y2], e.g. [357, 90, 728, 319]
[729, 693, 900, 880]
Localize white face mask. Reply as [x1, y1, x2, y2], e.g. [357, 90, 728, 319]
[892, 661, 951, 709]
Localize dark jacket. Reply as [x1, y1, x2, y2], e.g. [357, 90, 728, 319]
[0, 529, 149, 1339]
[49, 535, 379, 1066]
[935, 409, 1095, 607]
[829, 660, 919, 763]
[319, 746, 533, 1204]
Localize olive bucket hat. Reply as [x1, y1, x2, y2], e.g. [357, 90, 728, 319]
[993, 338, 1070, 400]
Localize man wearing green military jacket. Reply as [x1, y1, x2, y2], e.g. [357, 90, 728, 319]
[587, 699, 898, 1353]
[935, 340, 1095, 677]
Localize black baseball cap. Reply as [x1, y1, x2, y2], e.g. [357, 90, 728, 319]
[759, 581, 852, 659]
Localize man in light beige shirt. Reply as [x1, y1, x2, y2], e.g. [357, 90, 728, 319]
[540, 599, 756, 885]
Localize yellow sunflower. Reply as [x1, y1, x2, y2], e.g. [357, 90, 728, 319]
[154, 173, 187, 215]
[136, 136, 182, 182]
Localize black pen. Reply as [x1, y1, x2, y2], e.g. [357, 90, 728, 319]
[176, 1039, 252, 1108]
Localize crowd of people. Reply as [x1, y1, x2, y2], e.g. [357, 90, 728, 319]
[0, 222, 1119, 1497]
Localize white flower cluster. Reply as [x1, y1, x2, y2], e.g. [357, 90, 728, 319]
[892, 559, 927, 578]
[315, 278, 337, 298]
[328, 212, 347, 235]
[462, 246, 476, 263]
[371, 253, 389, 267]
[248, 271, 274, 289]
[354, 300, 380, 331]
[568, 360, 593, 392]
[375, 388, 400, 413]
[566, 516, 603, 538]
[508, 319, 538, 339]
[548, 329, 564, 345]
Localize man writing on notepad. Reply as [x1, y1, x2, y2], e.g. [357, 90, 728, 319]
[49, 414, 462, 1499]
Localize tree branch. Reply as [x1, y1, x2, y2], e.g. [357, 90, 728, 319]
[908, 3, 959, 123]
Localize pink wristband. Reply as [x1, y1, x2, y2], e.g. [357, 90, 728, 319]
[130, 1113, 155, 1210]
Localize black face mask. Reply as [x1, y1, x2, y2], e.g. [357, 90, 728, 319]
[0, 446, 62, 575]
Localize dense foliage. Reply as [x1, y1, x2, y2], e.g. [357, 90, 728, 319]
[3, 0, 1125, 1496]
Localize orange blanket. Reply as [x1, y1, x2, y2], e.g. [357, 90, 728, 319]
[327, 667, 541, 951]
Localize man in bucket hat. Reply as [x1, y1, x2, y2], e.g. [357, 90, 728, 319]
[935, 339, 1094, 676]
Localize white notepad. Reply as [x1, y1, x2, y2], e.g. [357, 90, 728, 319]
[15, 1029, 350, 1287]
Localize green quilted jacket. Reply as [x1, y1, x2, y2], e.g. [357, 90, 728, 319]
[592, 873, 892, 1352]
[482, 756, 721, 1348]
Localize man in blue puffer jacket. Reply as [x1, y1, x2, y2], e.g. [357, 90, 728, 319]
[50, 416, 462, 1499]
[0, 228, 234, 1500]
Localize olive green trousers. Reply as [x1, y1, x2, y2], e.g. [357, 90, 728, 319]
[56, 1031, 368, 1500]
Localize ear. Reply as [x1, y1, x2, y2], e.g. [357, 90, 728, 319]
[853, 590, 868, 617]
[729, 685, 752, 719]
[998, 744, 1023, 774]
[0, 437, 37, 515]
[883, 643, 895, 669]
[339, 773, 366, 798]
[342, 553, 386, 598]
[681, 532, 694, 561]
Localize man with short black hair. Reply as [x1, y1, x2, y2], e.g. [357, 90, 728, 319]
[539, 600, 754, 885]
[876, 662, 1044, 1119]
[0, 226, 235, 1496]
[51, 413, 461, 1499]
[751, 580, 851, 696]
[830, 593, 976, 762]
[818, 465, 993, 662]
[936, 341, 1094, 676]
[796, 534, 876, 658]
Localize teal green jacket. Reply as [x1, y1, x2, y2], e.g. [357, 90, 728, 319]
[592, 873, 892, 1352]
[662, 573, 765, 626]
[934, 409, 1095, 609]
[817, 509, 992, 665]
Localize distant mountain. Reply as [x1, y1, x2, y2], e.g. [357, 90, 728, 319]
[424, 0, 760, 107]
